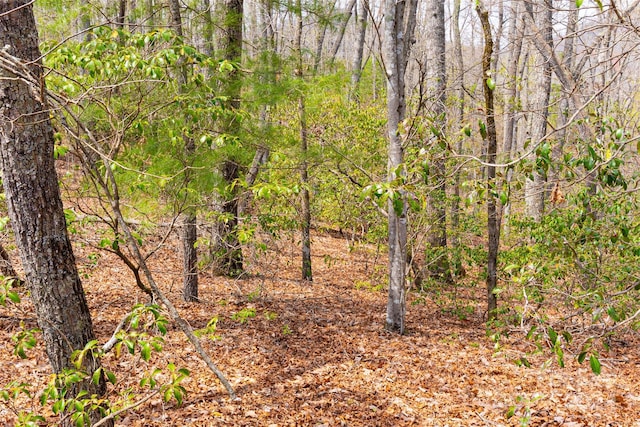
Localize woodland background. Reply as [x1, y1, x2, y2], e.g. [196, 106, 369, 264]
[1, 0, 640, 425]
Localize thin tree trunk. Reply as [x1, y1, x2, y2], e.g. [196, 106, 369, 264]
[296, 0, 312, 281]
[477, 1, 500, 321]
[117, 0, 126, 29]
[384, 0, 417, 334]
[500, 2, 524, 237]
[424, 0, 451, 282]
[328, 0, 357, 63]
[449, 0, 465, 277]
[213, 0, 245, 276]
[524, 0, 552, 222]
[349, 0, 368, 100]
[169, 0, 199, 301]
[549, 2, 578, 195]
[313, 0, 336, 73]
[0, 2, 111, 424]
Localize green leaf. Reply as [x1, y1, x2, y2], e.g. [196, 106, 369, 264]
[106, 370, 117, 384]
[607, 306, 620, 322]
[578, 351, 587, 364]
[614, 128, 623, 140]
[478, 120, 487, 139]
[92, 368, 102, 385]
[7, 292, 20, 304]
[555, 346, 565, 368]
[576, 0, 583, 7]
[547, 327, 558, 345]
[140, 341, 151, 361]
[590, 354, 601, 375]
[486, 78, 496, 90]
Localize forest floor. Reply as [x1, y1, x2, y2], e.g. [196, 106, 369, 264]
[1, 226, 640, 426]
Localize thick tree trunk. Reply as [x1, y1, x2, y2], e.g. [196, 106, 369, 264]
[0, 2, 110, 424]
[424, 0, 451, 282]
[477, 1, 500, 321]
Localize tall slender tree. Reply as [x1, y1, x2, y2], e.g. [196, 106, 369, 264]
[384, 0, 417, 333]
[449, 0, 466, 276]
[423, 0, 451, 282]
[523, 0, 553, 222]
[296, 0, 313, 281]
[477, 0, 500, 321]
[168, 0, 199, 301]
[0, 1, 111, 424]
[213, 0, 245, 276]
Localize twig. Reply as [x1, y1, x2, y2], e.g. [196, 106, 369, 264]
[92, 389, 160, 427]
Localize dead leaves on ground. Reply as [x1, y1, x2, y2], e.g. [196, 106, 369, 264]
[1, 233, 639, 426]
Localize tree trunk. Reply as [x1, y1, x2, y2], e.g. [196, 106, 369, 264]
[299, 95, 312, 281]
[349, 0, 368, 100]
[500, 2, 524, 237]
[384, 0, 417, 334]
[0, 2, 110, 424]
[328, 0, 357, 64]
[213, 0, 245, 276]
[477, 1, 500, 321]
[423, 0, 451, 282]
[169, 0, 200, 301]
[296, 0, 313, 281]
[449, 0, 465, 277]
[523, 0, 553, 222]
[117, 0, 126, 29]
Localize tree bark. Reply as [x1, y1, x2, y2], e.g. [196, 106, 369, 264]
[0, 2, 110, 424]
[296, 0, 313, 281]
[523, 0, 553, 222]
[169, 0, 200, 301]
[213, 0, 245, 276]
[349, 0, 368, 100]
[423, 0, 451, 282]
[449, 0, 465, 276]
[384, 0, 417, 334]
[328, 0, 357, 64]
[477, 1, 500, 321]
[500, 2, 524, 236]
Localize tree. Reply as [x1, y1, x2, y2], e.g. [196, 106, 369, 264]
[168, 0, 199, 302]
[384, 0, 417, 333]
[213, 0, 245, 276]
[523, 0, 553, 222]
[296, 0, 313, 281]
[449, 0, 466, 276]
[476, 0, 500, 321]
[423, 0, 451, 282]
[349, 0, 368, 100]
[0, 1, 111, 424]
